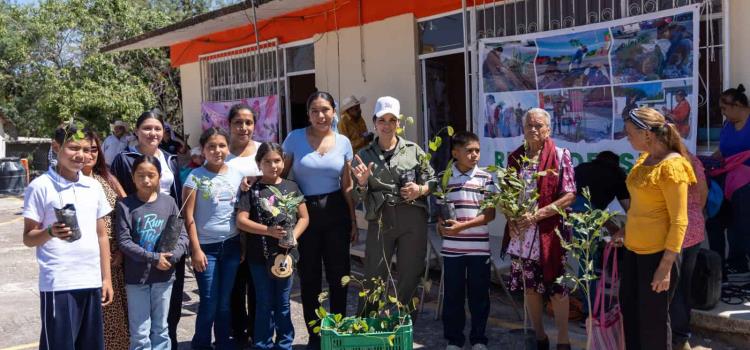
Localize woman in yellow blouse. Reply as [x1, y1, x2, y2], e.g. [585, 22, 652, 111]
[613, 107, 696, 350]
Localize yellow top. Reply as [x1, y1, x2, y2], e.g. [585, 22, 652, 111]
[625, 153, 696, 254]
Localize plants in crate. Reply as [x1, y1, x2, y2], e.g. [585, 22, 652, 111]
[310, 274, 416, 349]
[552, 187, 616, 349]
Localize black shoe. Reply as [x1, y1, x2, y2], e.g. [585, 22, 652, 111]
[556, 344, 571, 350]
[537, 336, 550, 350]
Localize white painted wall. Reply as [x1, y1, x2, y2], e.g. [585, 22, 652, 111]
[729, 0, 750, 88]
[313, 13, 421, 143]
[179, 61, 203, 148]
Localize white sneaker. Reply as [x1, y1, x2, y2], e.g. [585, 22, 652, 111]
[471, 344, 488, 350]
[445, 345, 462, 350]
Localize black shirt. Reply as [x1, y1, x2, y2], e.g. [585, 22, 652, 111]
[237, 179, 303, 263]
[574, 159, 630, 210]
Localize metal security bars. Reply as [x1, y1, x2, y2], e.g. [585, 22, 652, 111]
[199, 39, 283, 102]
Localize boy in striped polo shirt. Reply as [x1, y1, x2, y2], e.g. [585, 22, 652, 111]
[438, 131, 496, 350]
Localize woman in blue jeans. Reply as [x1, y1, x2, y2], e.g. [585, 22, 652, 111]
[183, 128, 245, 349]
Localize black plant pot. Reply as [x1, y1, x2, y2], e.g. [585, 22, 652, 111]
[439, 201, 457, 225]
[399, 170, 416, 188]
[54, 203, 82, 242]
[279, 221, 296, 247]
[157, 214, 183, 253]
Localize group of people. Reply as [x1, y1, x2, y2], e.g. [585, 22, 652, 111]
[21, 83, 750, 350]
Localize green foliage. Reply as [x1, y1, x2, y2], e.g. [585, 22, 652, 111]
[0, 0, 225, 138]
[266, 185, 305, 217]
[310, 276, 415, 336]
[481, 155, 550, 220]
[553, 187, 616, 318]
[191, 175, 214, 200]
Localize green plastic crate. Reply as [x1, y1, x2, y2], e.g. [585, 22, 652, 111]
[320, 315, 413, 350]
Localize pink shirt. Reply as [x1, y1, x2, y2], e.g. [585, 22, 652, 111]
[683, 154, 706, 248]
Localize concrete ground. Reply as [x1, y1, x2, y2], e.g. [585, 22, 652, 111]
[0, 196, 742, 350]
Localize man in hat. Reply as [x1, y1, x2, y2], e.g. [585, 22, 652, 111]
[102, 120, 132, 166]
[338, 95, 373, 154]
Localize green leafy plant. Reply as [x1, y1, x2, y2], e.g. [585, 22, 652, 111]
[553, 187, 616, 329]
[480, 155, 552, 222]
[309, 275, 416, 346]
[261, 186, 305, 218]
[191, 175, 214, 200]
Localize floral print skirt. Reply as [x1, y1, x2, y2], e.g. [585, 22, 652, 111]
[508, 255, 569, 297]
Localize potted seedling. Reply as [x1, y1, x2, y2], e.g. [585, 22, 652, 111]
[157, 175, 212, 252]
[259, 186, 305, 247]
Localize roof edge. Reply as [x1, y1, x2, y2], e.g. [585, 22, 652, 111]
[100, 1, 253, 53]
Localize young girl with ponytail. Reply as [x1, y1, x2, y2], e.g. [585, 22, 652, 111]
[612, 107, 696, 350]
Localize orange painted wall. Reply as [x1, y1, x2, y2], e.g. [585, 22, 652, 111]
[170, 0, 476, 66]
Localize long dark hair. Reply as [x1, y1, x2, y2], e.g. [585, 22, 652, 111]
[255, 142, 284, 163]
[721, 84, 749, 107]
[228, 103, 254, 123]
[135, 111, 164, 129]
[84, 129, 110, 178]
[199, 127, 230, 148]
[306, 91, 336, 111]
[131, 155, 162, 177]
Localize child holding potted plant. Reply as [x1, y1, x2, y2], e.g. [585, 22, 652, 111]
[236, 142, 309, 350]
[116, 155, 188, 349]
[438, 131, 497, 350]
[182, 127, 245, 350]
[23, 122, 114, 350]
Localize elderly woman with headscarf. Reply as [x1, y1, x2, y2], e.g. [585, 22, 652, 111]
[500, 108, 577, 350]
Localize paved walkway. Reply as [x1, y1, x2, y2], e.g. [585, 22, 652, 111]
[0, 196, 742, 349]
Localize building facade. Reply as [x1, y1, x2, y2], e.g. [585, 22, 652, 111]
[105, 0, 738, 158]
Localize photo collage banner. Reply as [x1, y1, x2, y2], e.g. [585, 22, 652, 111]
[201, 95, 280, 143]
[477, 4, 700, 170]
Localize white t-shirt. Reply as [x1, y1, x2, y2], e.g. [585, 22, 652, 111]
[22, 168, 112, 292]
[155, 150, 175, 195]
[225, 141, 262, 177]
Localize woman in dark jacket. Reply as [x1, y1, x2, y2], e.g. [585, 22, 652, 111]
[109, 111, 184, 349]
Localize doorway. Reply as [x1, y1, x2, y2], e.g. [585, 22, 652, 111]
[287, 73, 317, 134]
[422, 53, 467, 172]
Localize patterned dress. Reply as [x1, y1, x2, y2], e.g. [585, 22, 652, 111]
[507, 147, 576, 296]
[94, 174, 130, 350]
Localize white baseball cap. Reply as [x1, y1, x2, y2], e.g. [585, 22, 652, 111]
[113, 120, 128, 129]
[373, 96, 400, 119]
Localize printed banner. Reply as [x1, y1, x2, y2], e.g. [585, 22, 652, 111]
[201, 95, 280, 143]
[477, 5, 700, 170]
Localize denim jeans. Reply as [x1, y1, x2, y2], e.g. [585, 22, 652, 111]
[126, 280, 174, 350]
[250, 263, 294, 350]
[442, 255, 491, 347]
[192, 235, 242, 350]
